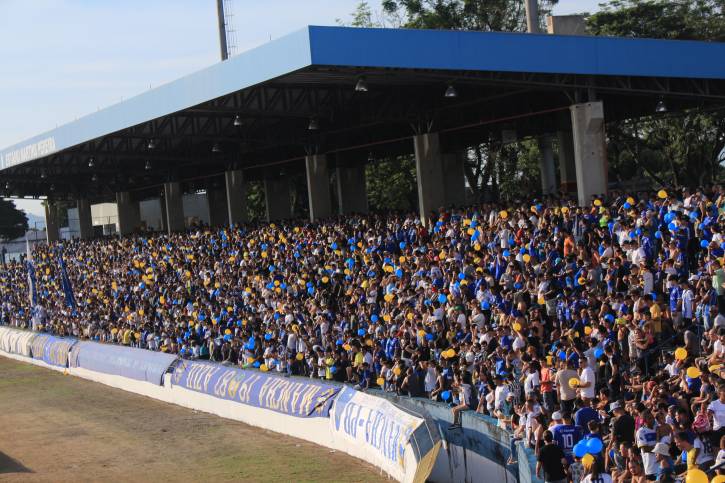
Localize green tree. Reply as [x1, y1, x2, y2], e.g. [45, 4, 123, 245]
[366, 155, 418, 211]
[0, 199, 28, 241]
[588, 0, 725, 187]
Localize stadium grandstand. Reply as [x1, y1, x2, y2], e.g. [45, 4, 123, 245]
[1, 9, 725, 483]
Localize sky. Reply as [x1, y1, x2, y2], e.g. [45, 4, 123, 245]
[0, 0, 601, 216]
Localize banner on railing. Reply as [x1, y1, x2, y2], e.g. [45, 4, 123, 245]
[170, 360, 339, 418]
[29, 334, 77, 367]
[69, 341, 177, 385]
[0, 326, 36, 357]
[330, 387, 425, 482]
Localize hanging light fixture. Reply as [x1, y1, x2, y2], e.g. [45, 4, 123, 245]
[87, 157, 95, 168]
[367, 152, 375, 162]
[147, 138, 157, 150]
[49, 184, 56, 191]
[233, 114, 243, 127]
[91, 173, 98, 182]
[40, 170, 47, 179]
[444, 84, 458, 98]
[144, 160, 152, 171]
[211, 143, 222, 153]
[4, 182, 10, 190]
[655, 98, 667, 113]
[355, 77, 368, 92]
[308, 118, 319, 130]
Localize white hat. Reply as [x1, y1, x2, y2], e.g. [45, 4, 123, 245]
[551, 411, 563, 420]
[653, 443, 670, 456]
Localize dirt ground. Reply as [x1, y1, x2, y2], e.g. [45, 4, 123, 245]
[0, 357, 387, 483]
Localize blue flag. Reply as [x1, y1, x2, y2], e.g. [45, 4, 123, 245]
[25, 238, 38, 306]
[57, 247, 77, 310]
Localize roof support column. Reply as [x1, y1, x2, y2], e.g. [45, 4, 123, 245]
[335, 161, 368, 215]
[116, 191, 140, 236]
[163, 181, 185, 233]
[264, 176, 292, 222]
[77, 199, 93, 240]
[44, 202, 60, 243]
[225, 169, 247, 226]
[539, 137, 557, 195]
[206, 183, 228, 228]
[442, 150, 466, 207]
[570, 101, 608, 206]
[414, 132, 445, 224]
[305, 154, 332, 222]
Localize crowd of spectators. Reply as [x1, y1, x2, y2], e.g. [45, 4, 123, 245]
[1, 186, 725, 482]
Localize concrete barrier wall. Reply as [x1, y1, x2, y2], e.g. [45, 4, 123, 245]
[0, 331, 539, 483]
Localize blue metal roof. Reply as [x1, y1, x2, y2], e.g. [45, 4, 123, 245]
[3, 25, 725, 170]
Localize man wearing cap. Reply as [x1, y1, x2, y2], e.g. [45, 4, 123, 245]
[610, 401, 635, 446]
[653, 442, 674, 482]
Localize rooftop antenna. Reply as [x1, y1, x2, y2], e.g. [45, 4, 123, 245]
[216, 0, 238, 61]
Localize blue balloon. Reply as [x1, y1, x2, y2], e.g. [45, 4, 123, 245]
[223, 334, 232, 341]
[399, 241, 406, 250]
[336, 339, 343, 346]
[268, 265, 275, 272]
[330, 365, 337, 374]
[425, 333, 434, 341]
[395, 269, 403, 277]
[331, 242, 338, 250]
[307, 287, 315, 295]
[514, 282, 522, 290]
[701, 240, 710, 248]
[357, 328, 366, 337]
[438, 294, 447, 304]
[482, 301, 491, 310]
[252, 361, 261, 368]
[594, 347, 604, 359]
[502, 250, 510, 257]
[655, 230, 662, 239]
[558, 351, 567, 361]
[371, 314, 379, 323]
[585, 437, 603, 454]
[604, 314, 615, 322]
[441, 390, 451, 401]
[623, 202, 631, 210]
[470, 220, 478, 228]
[573, 441, 587, 458]
[458, 273, 465, 280]
[664, 212, 675, 223]
[264, 333, 272, 341]
[668, 222, 677, 232]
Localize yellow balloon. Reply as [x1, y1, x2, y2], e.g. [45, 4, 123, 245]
[295, 352, 304, 361]
[687, 366, 701, 379]
[377, 377, 385, 386]
[499, 210, 508, 219]
[685, 468, 708, 483]
[418, 330, 426, 337]
[446, 349, 456, 358]
[581, 453, 594, 468]
[584, 326, 592, 335]
[626, 197, 635, 205]
[513, 322, 522, 332]
[569, 377, 580, 389]
[522, 254, 531, 263]
[658, 189, 668, 199]
[675, 347, 688, 361]
[393, 367, 401, 376]
[711, 474, 725, 483]
[260, 364, 268, 372]
[561, 206, 569, 214]
[593, 199, 602, 207]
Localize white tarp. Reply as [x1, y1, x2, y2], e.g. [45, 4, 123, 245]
[330, 387, 424, 482]
[0, 326, 36, 356]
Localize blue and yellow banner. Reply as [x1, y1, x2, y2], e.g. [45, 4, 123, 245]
[170, 360, 339, 418]
[29, 334, 77, 367]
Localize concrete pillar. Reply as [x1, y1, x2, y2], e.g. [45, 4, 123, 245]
[77, 199, 93, 240]
[305, 154, 332, 222]
[557, 129, 577, 193]
[44, 202, 60, 243]
[413, 132, 445, 224]
[163, 182, 185, 233]
[570, 101, 608, 206]
[441, 151, 466, 207]
[264, 177, 292, 222]
[539, 137, 557, 195]
[335, 163, 368, 215]
[206, 186, 227, 228]
[116, 191, 140, 236]
[225, 169, 247, 226]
